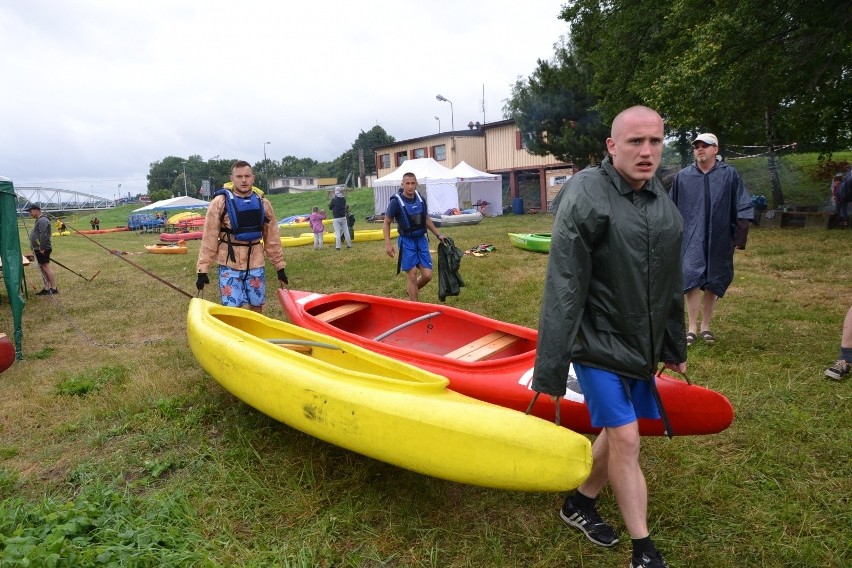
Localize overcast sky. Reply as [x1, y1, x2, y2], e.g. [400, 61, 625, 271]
[1, 1, 568, 199]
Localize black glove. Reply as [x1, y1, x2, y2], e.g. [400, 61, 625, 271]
[277, 268, 289, 285]
[196, 273, 209, 291]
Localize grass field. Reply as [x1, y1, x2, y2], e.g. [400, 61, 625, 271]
[1, 171, 850, 566]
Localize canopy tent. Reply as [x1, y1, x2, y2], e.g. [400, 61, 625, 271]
[0, 176, 25, 360]
[133, 196, 209, 212]
[451, 161, 503, 217]
[372, 158, 459, 215]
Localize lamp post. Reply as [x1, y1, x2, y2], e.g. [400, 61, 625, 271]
[436, 94, 454, 133]
[206, 155, 220, 200]
[263, 141, 271, 191]
[181, 162, 188, 196]
[435, 115, 440, 133]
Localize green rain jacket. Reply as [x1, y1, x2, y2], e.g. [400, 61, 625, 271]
[532, 157, 687, 396]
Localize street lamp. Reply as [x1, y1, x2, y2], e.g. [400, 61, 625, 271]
[263, 141, 271, 191]
[435, 115, 440, 133]
[181, 162, 188, 196]
[436, 94, 454, 133]
[207, 155, 220, 200]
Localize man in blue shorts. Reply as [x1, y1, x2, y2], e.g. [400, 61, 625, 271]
[532, 106, 687, 568]
[196, 160, 287, 313]
[382, 172, 446, 301]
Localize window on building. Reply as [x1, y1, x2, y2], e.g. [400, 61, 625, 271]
[395, 151, 408, 166]
[380, 154, 390, 168]
[432, 144, 446, 161]
[306, 179, 314, 185]
[295, 179, 302, 186]
[413, 147, 426, 159]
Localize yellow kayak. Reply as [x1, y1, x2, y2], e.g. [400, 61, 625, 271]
[187, 299, 591, 491]
[299, 229, 398, 244]
[280, 235, 314, 247]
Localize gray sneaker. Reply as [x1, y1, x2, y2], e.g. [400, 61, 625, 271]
[630, 551, 669, 568]
[825, 359, 850, 381]
[559, 502, 619, 547]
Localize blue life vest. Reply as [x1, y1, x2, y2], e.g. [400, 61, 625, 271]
[392, 190, 427, 237]
[214, 189, 266, 268]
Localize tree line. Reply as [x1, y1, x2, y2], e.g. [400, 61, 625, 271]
[504, 0, 850, 206]
[146, 126, 394, 201]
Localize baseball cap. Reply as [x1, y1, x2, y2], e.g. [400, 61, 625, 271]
[26, 204, 41, 211]
[692, 133, 718, 146]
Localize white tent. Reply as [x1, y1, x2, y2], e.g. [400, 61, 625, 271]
[372, 158, 459, 215]
[451, 161, 503, 217]
[133, 196, 209, 212]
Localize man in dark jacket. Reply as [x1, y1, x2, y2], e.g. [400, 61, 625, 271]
[28, 204, 58, 295]
[669, 133, 753, 346]
[532, 106, 687, 568]
[329, 187, 352, 250]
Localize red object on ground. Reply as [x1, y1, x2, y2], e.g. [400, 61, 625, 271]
[160, 231, 203, 242]
[0, 333, 15, 373]
[278, 289, 735, 437]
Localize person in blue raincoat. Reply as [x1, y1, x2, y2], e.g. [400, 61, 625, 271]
[669, 133, 753, 346]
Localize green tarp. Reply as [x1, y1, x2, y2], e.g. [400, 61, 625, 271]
[0, 177, 25, 359]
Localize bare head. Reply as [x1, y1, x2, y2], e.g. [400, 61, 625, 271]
[606, 106, 664, 190]
[230, 160, 255, 195]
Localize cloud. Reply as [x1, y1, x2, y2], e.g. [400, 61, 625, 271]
[0, 0, 567, 197]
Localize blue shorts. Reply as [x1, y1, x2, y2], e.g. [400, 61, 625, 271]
[574, 363, 660, 428]
[218, 266, 266, 308]
[399, 234, 433, 272]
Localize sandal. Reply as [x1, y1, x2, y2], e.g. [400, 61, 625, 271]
[700, 330, 716, 344]
[686, 332, 697, 347]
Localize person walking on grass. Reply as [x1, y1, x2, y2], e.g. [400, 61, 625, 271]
[28, 204, 58, 295]
[825, 304, 852, 380]
[669, 133, 754, 346]
[329, 187, 352, 250]
[196, 160, 288, 313]
[382, 173, 446, 302]
[532, 106, 686, 568]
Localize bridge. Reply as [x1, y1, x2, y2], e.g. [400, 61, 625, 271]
[13, 187, 116, 215]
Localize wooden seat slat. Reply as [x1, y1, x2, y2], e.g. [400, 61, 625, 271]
[314, 302, 369, 323]
[445, 331, 520, 362]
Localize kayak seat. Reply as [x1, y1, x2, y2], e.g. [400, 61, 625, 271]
[445, 332, 520, 362]
[315, 302, 369, 323]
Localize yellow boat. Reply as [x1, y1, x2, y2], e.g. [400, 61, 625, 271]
[299, 228, 398, 244]
[186, 299, 591, 492]
[279, 218, 333, 230]
[280, 235, 314, 247]
[145, 243, 188, 254]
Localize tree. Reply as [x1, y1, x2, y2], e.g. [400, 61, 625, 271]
[560, 0, 852, 206]
[336, 126, 395, 185]
[504, 39, 609, 168]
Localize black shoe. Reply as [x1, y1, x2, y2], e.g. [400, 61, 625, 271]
[50, 289, 58, 294]
[630, 551, 669, 568]
[559, 502, 619, 547]
[36, 289, 51, 296]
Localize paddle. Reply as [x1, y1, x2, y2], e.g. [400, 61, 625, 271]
[50, 257, 100, 282]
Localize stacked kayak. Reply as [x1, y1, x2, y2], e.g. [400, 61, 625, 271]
[187, 299, 591, 491]
[279, 289, 735, 437]
[508, 233, 551, 253]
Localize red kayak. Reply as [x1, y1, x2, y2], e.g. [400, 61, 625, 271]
[279, 289, 734, 436]
[160, 231, 203, 242]
[0, 333, 15, 373]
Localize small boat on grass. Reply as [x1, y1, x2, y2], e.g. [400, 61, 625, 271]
[160, 231, 203, 242]
[429, 211, 483, 227]
[508, 232, 552, 253]
[279, 289, 735, 437]
[145, 243, 187, 254]
[298, 228, 398, 244]
[187, 298, 591, 491]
